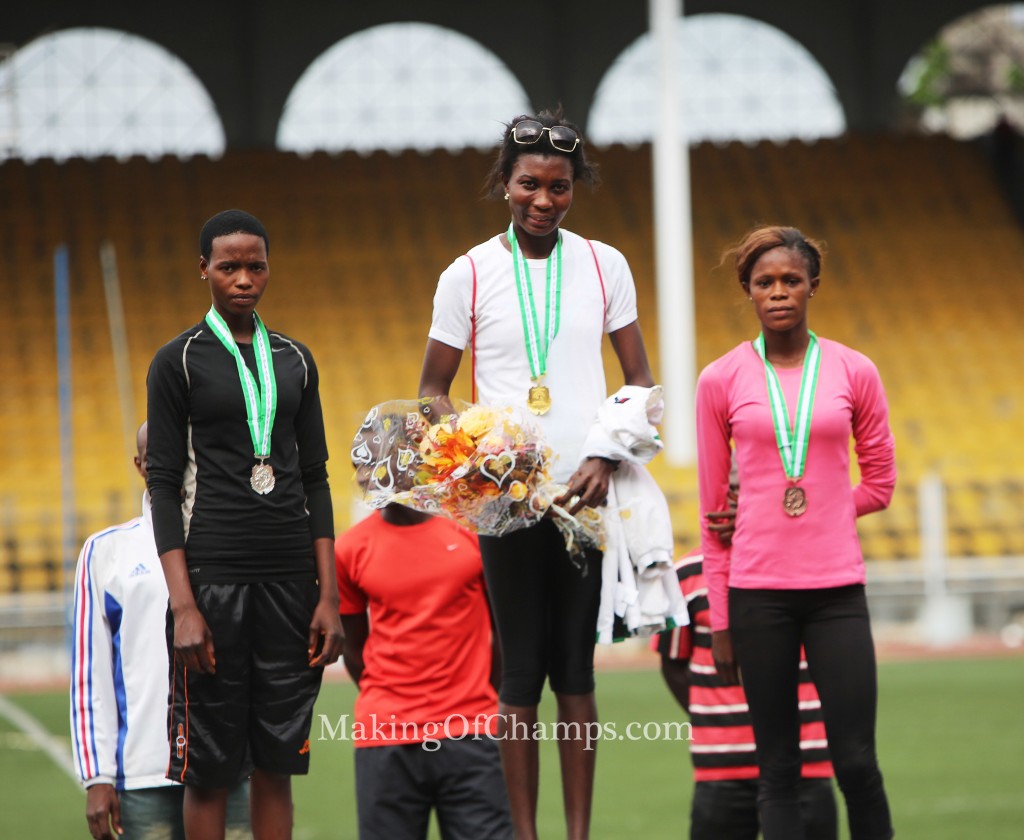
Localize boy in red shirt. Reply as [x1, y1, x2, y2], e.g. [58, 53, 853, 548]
[335, 417, 511, 840]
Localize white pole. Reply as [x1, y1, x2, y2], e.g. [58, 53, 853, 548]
[919, 473, 947, 601]
[918, 472, 971, 645]
[650, 0, 695, 465]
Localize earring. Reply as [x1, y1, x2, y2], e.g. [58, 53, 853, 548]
[503, 192, 509, 201]
[810, 292, 815, 297]
[201, 275, 207, 281]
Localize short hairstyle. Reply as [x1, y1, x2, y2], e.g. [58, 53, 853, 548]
[199, 209, 270, 260]
[483, 107, 599, 198]
[727, 225, 824, 288]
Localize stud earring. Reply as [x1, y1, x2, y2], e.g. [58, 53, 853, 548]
[503, 192, 509, 201]
[201, 275, 207, 281]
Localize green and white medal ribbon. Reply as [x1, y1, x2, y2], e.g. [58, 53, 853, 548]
[508, 222, 562, 415]
[205, 307, 278, 494]
[753, 330, 821, 516]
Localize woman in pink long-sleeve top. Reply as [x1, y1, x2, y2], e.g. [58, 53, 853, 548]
[695, 226, 895, 840]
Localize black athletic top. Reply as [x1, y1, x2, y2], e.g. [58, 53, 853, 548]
[146, 320, 333, 583]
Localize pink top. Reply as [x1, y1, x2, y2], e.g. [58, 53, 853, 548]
[696, 337, 896, 631]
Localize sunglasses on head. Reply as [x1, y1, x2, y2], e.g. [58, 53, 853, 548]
[512, 119, 581, 153]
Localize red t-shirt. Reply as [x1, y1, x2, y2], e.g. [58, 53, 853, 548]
[652, 551, 833, 782]
[335, 512, 498, 746]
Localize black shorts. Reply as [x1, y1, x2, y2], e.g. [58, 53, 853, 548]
[355, 737, 512, 840]
[166, 579, 323, 787]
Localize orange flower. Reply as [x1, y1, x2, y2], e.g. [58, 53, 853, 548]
[418, 424, 482, 480]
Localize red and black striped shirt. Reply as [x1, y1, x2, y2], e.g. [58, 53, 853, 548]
[653, 551, 833, 782]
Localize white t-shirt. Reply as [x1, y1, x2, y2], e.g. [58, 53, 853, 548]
[428, 229, 639, 482]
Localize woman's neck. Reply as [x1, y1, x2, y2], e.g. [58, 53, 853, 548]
[761, 327, 810, 368]
[215, 307, 255, 344]
[505, 224, 558, 260]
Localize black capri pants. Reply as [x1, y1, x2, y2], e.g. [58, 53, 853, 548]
[728, 584, 893, 840]
[480, 518, 603, 706]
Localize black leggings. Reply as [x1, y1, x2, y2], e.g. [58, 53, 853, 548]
[728, 585, 894, 840]
[479, 519, 603, 706]
[690, 777, 837, 840]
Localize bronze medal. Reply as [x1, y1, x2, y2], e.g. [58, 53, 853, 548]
[754, 332, 821, 523]
[527, 385, 552, 415]
[251, 461, 276, 495]
[783, 485, 807, 517]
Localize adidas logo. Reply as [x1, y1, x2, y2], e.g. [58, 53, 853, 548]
[129, 563, 151, 577]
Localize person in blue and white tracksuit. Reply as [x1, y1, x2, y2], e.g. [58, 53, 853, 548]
[70, 422, 249, 840]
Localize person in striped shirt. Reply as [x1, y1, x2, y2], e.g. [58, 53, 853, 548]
[654, 496, 837, 840]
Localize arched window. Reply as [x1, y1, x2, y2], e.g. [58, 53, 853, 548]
[589, 14, 845, 145]
[898, 3, 1024, 137]
[0, 27, 224, 162]
[277, 23, 531, 154]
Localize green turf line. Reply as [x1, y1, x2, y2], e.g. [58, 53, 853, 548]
[0, 694, 81, 788]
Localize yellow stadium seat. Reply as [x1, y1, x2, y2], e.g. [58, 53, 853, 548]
[1, 135, 1023, 588]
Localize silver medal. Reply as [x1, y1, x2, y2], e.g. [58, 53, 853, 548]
[251, 461, 275, 495]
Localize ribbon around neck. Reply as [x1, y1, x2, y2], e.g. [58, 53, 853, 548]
[508, 222, 562, 381]
[752, 331, 821, 481]
[205, 307, 278, 460]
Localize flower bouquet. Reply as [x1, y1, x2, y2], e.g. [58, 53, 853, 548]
[351, 399, 603, 557]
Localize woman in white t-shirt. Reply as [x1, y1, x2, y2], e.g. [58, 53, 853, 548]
[419, 110, 655, 840]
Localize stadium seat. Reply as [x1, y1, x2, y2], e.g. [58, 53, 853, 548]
[1, 134, 1022, 589]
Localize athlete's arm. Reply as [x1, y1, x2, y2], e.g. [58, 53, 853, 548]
[418, 338, 462, 400]
[71, 540, 123, 839]
[85, 783, 121, 840]
[161, 547, 215, 674]
[309, 537, 344, 667]
[659, 656, 692, 715]
[609, 320, 655, 388]
[711, 629, 740, 686]
[339, 613, 369, 686]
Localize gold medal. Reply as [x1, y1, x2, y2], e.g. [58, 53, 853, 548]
[783, 485, 807, 517]
[509, 224, 562, 417]
[527, 385, 552, 415]
[251, 461, 276, 495]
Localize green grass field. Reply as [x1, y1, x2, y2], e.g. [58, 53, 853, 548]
[3, 656, 1022, 838]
